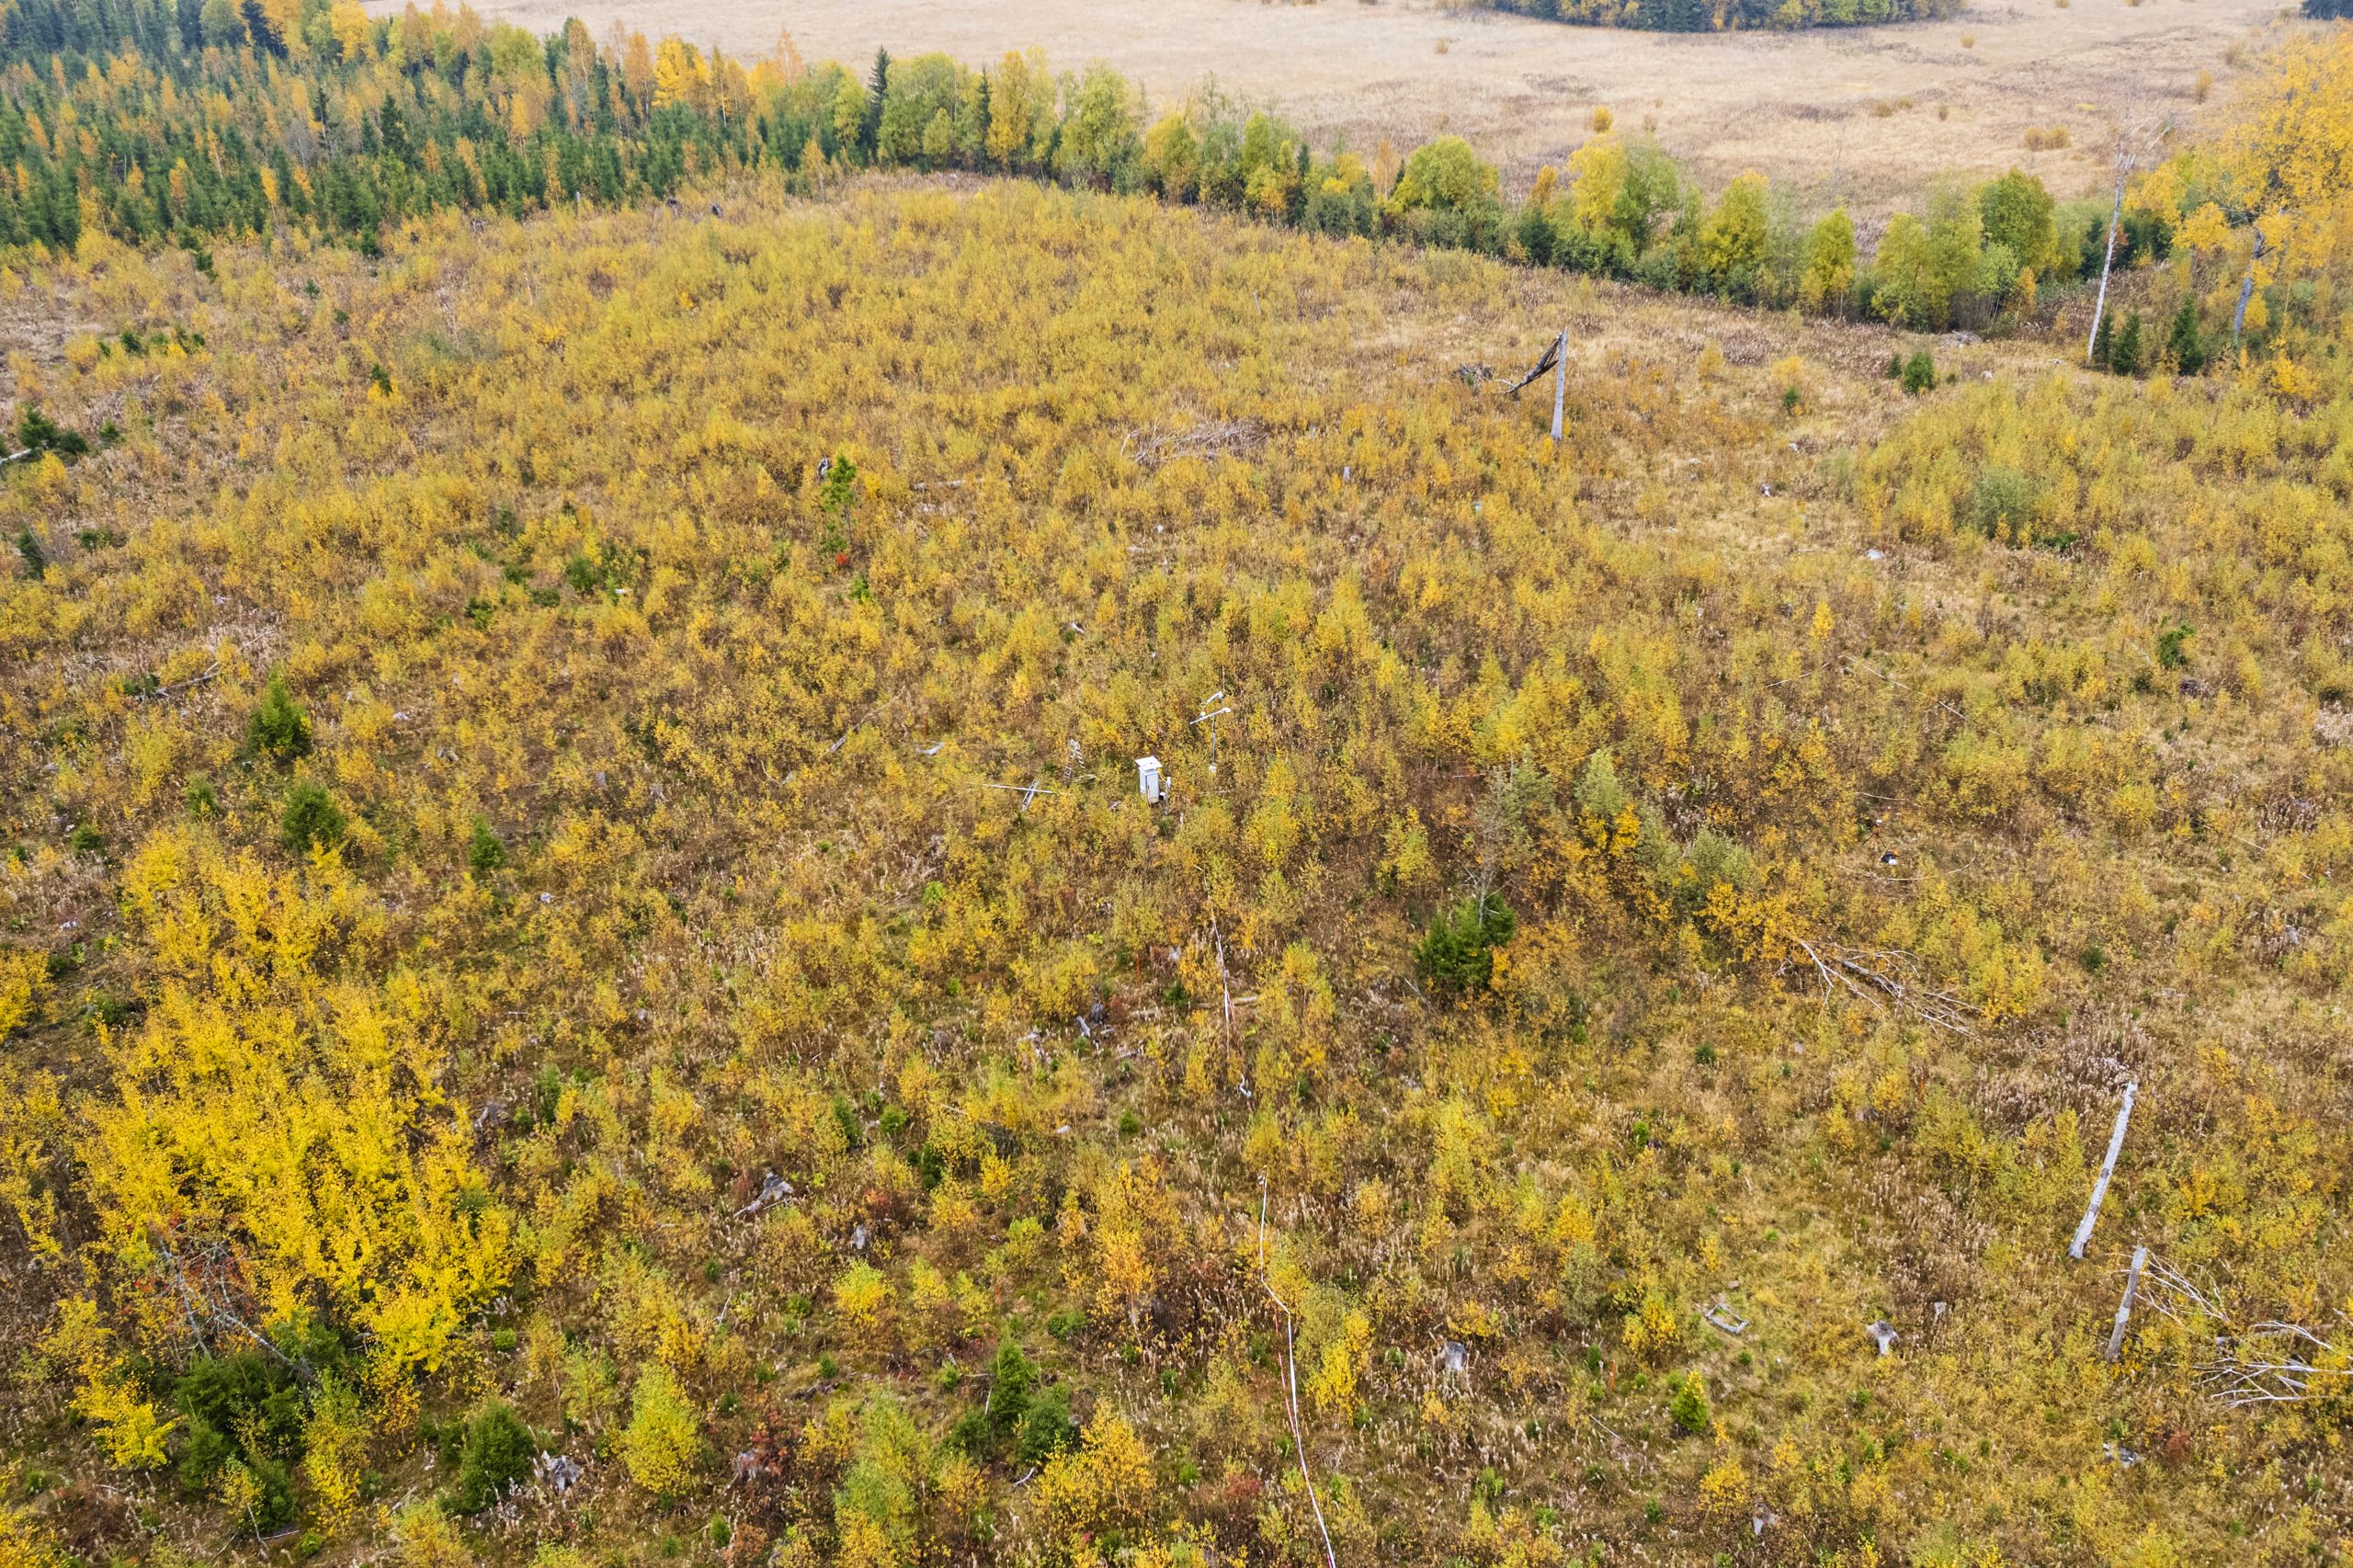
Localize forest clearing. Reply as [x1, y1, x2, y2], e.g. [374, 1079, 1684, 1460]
[5, 0, 2353, 1564]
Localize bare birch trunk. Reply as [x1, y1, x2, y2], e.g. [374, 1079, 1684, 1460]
[2086, 118, 2172, 363]
[2087, 178, 2125, 363]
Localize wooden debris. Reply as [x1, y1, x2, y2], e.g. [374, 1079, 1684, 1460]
[131, 662, 222, 702]
[1865, 1320, 1899, 1357]
[535, 1451, 583, 1495]
[1790, 937, 1976, 1035]
[1120, 419, 1267, 472]
[1550, 328, 1568, 443]
[733, 1170, 794, 1220]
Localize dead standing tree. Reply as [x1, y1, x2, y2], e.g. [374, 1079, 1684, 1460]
[2086, 117, 2175, 365]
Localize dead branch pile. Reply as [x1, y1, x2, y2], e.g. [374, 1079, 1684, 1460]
[1120, 419, 1268, 471]
[2137, 1255, 2351, 1410]
[1788, 938, 1977, 1035]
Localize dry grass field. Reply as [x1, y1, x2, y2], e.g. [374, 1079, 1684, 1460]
[381, 0, 2290, 210]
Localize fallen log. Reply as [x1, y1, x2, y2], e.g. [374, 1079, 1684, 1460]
[2069, 1081, 2137, 1261]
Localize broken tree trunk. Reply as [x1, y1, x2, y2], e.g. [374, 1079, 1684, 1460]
[2106, 1244, 2150, 1363]
[2070, 1081, 2138, 1260]
[1505, 330, 1561, 396]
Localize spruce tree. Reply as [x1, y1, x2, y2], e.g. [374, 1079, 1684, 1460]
[2166, 298, 2205, 375]
[862, 49, 890, 159]
[2091, 308, 2114, 371]
[1517, 201, 1558, 266]
[2111, 311, 2143, 376]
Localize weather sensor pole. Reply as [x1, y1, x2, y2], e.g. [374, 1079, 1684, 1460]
[1192, 691, 1233, 778]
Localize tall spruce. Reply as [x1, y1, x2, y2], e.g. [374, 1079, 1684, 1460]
[2166, 298, 2206, 374]
[863, 48, 892, 158]
[2111, 311, 2144, 375]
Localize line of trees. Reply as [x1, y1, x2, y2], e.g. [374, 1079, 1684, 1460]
[1141, 112, 2217, 348]
[1483, 0, 1959, 32]
[0, 0, 2316, 358]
